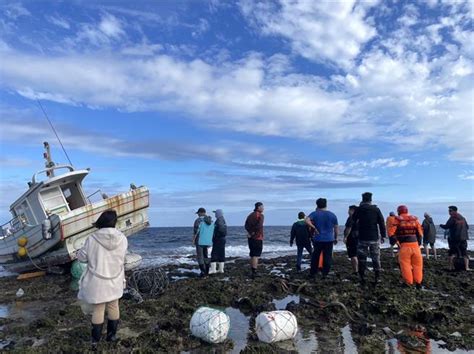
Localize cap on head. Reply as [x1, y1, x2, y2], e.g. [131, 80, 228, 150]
[196, 207, 206, 214]
[361, 192, 372, 202]
[448, 205, 458, 212]
[389, 211, 396, 217]
[213, 209, 223, 217]
[424, 212, 430, 218]
[397, 205, 408, 215]
[94, 209, 117, 229]
[254, 202, 263, 211]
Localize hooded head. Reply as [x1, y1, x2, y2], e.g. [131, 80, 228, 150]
[213, 209, 224, 218]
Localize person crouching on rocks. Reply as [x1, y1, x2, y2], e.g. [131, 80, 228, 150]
[389, 205, 424, 288]
[195, 215, 215, 277]
[290, 211, 313, 271]
[209, 209, 227, 274]
[77, 209, 127, 349]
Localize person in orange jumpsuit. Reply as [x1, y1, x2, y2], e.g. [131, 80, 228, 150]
[389, 205, 424, 288]
[386, 211, 398, 257]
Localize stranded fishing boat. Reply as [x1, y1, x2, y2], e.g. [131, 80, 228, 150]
[0, 142, 149, 273]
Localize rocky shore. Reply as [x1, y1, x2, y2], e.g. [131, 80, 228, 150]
[0, 249, 473, 353]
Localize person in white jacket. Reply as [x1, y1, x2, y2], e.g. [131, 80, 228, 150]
[77, 209, 127, 348]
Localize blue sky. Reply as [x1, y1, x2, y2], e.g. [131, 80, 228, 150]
[0, 0, 473, 226]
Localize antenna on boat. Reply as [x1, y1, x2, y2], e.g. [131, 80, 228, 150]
[36, 99, 73, 166]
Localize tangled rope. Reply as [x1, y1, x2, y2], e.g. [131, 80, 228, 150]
[127, 267, 169, 297]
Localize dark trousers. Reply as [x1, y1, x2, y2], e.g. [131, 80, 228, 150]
[211, 238, 226, 262]
[296, 243, 313, 268]
[310, 241, 333, 276]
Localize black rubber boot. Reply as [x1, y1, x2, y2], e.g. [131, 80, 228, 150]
[199, 264, 207, 277]
[106, 319, 119, 342]
[374, 270, 380, 284]
[91, 323, 103, 350]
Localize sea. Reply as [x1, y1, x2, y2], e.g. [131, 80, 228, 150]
[1, 226, 473, 276]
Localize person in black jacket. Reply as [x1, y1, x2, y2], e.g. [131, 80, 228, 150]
[440, 206, 470, 271]
[352, 192, 386, 285]
[209, 209, 227, 274]
[343, 205, 359, 275]
[290, 211, 313, 271]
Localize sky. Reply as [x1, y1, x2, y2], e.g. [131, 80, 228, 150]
[0, 0, 473, 226]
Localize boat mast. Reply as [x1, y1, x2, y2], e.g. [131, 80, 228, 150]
[43, 142, 55, 178]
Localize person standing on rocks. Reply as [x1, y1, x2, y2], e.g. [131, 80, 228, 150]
[193, 207, 207, 274]
[422, 212, 437, 260]
[196, 215, 215, 277]
[306, 198, 338, 279]
[290, 211, 313, 271]
[245, 202, 265, 278]
[440, 206, 470, 271]
[209, 209, 227, 274]
[389, 205, 424, 288]
[386, 211, 398, 257]
[77, 210, 127, 349]
[343, 205, 359, 275]
[352, 192, 386, 285]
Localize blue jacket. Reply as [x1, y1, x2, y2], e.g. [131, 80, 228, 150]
[198, 216, 215, 246]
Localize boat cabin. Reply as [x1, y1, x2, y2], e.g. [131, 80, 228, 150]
[9, 166, 90, 228]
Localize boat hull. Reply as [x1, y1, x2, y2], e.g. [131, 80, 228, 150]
[0, 187, 149, 273]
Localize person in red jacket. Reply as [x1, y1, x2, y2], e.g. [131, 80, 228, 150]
[389, 205, 424, 288]
[245, 202, 265, 278]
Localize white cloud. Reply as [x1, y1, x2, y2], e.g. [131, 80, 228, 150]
[75, 13, 125, 46]
[1, 2, 30, 19]
[239, 0, 377, 68]
[459, 172, 474, 180]
[46, 15, 70, 29]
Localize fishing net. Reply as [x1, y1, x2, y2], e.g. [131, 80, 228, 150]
[190, 307, 230, 344]
[255, 310, 298, 343]
[127, 267, 169, 297]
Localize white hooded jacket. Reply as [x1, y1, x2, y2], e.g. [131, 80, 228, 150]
[77, 228, 128, 304]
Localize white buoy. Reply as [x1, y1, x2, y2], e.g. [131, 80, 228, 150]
[190, 307, 230, 343]
[256, 310, 298, 343]
[124, 252, 142, 271]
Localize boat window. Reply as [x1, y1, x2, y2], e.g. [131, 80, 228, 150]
[40, 187, 69, 215]
[14, 200, 35, 226]
[61, 183, 86, 210]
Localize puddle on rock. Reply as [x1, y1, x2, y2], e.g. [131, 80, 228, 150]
[0, 304, 9, 318]
[225, 307, 250, 354]
[272, 295, 300, 310]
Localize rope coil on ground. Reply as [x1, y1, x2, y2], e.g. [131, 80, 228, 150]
[127, 267, 169, 297]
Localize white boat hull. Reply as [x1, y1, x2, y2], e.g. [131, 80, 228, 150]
[0, 187, 149, 273]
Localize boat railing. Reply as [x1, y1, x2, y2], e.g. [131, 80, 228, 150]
[86, 189, 108, 204]
[0, 215, 31, 240]
[31, 164, 75, 184]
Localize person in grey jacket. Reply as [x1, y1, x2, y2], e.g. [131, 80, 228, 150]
[422, 212, 437, 259]
[209, 209, 227, 274]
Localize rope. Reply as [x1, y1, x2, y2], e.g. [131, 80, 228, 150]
[36, 99, 73, 166]
[127, 267, 169, 297]
[25, 247, 47, 271]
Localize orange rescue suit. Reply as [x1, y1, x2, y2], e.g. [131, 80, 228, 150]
[386, 215, 398, 246]
[389, 213, 424, 285]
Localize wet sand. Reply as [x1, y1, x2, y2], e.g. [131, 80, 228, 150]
[0, 249, 473, 353]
